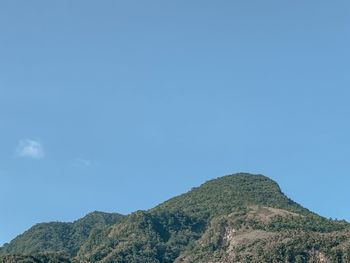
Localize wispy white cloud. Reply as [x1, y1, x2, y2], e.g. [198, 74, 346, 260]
[15, 139, 45, 159]
[75, 158, 92, 167]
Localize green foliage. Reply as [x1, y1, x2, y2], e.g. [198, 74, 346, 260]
[0, 252, 72, 263]
[264, 215, 349, 233]
[1, 173, 350, 263]
[154, 173, 311, 222]
[80, 210, 205, 263]
[0, 212, 124, 256]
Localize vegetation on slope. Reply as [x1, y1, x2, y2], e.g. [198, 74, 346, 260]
[0, 252, 72, 263]
[0, 212, 124, 256]
[154, 173, 311, 220]
[1, 173, 350, 263]
[75, 174, 350, 262]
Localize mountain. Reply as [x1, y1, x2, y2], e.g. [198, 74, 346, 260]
[0, 211, 124, 257]
[0, 252, 72, 263]
[1, 173, 350, 263]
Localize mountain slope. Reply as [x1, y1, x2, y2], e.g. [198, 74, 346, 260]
[154, 173, 311, 219]
[0, 211, 124, 257]
[0, 252, 72, 263]
[77, 174, 350, 263]
[1, 173, 350, 263]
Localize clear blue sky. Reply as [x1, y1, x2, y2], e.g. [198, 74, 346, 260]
[1, 0, 349, 245]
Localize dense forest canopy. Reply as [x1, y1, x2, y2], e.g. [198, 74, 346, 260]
[1, 173, 349, 263]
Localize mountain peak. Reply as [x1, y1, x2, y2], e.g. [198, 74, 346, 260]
[155, 173, 308, 219]
[2, 173, 349, 263]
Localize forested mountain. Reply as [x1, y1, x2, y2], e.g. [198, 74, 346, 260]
[1, 173, 350, 263]
[0, 212, 124, 257]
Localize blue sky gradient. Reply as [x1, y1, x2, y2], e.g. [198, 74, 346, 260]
[1, 1, 349, 245]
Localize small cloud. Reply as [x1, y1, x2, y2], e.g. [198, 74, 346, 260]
[75, 158, 92, 167]
[15, 139, 45, 159]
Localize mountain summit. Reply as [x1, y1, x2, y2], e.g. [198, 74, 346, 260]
[154, 173, 310, 218]
[1, 173, 350, 263]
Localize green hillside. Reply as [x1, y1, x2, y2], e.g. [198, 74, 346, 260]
[0, 212, 124, 256]
[0, 252, 72, 263]
[1, 173, 350, 263]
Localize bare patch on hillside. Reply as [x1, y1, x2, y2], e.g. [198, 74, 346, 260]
[243, 205, 301, 223]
